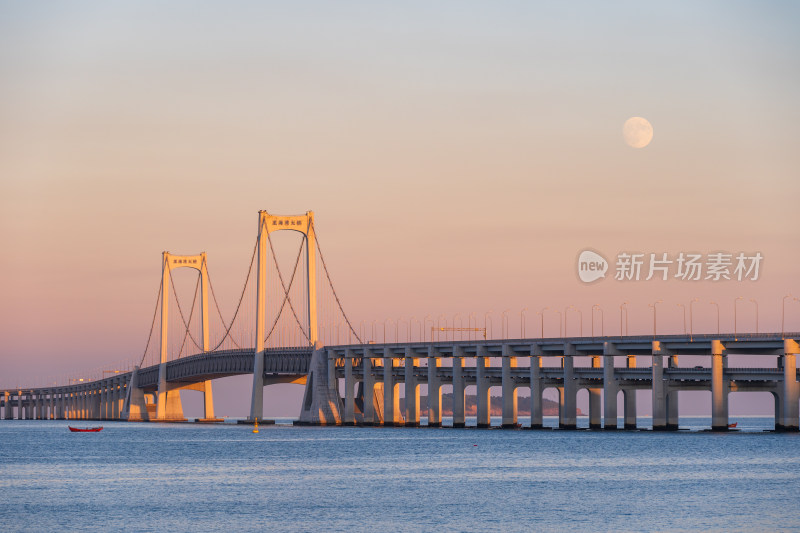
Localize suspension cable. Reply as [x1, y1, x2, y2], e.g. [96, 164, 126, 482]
[138, 273, 163, 367]
[168, 263, 204, 352]
[176, 269, 202, 356]
[309, 221, 363, 344]
[205, 257, 244, 350]
[204, 232, 259, 352]
[264, 232, 309, 343]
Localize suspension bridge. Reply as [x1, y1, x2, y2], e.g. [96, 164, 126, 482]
[1, 210, 799, 431]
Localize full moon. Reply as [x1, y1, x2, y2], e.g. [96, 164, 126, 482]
[623, 117, 653, 148]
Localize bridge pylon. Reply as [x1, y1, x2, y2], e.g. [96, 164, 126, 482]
[155, 251, 216, 421]
[249, 211, 318, 422]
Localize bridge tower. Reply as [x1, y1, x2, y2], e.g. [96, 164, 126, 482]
[155, 252, 216, 421]
[249, 210, 319, 422]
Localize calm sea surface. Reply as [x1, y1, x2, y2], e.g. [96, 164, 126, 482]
[1, 417, 799, 532]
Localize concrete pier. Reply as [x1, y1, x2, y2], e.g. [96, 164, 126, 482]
[501, 344, 519, 428]
[476, 346, 491, 428]
[711, 340, 729, 431]
[452, 346, 466, 428]
[427, 347, 442, 427]
[404, 348, 420, 427]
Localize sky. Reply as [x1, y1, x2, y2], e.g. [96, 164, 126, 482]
[1, 2, 799, 416]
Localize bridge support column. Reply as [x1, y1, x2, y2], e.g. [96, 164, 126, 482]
[652, 341, 667, 431]
[3, 392, 10, 420]
[589, 356, 602, 429]
[344, 350, 355, 426]
[361, 349, 381, 426]
[297, 343, 342, 425]
[452, 346, 466, 428]
[560, 346, 577, 430]
[201, 381, 215, 421]
[529, 346, 543, 429]
[476, 346, 491, 428]
[100, 385, 108, 420]
[110, 380, 118, 420]
[603, 343, 619, 429]
[780, 339, 799, 431]
[711, 340, 729, 431]
[122, 366, 150, 421]
[624, 355, 637, 429]
[404, 348, 420, 427]
[501, 345, 518, 428]
[427, 347, 442, 427]
[666, 354, 680, 430]
[382, 353, 403, 426]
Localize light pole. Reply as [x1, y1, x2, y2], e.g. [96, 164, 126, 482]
[397, 318, 406, 342]
[782, 293, 797, 340]
[371, 319, 378, 343]
[359, 320, 367, 343]
[501, 309, 510, 339]
[468, 312, 476, 341]
[648, 300, 662, 336]
[453, 313, 461, 341]
[750, 298, 758, 334]
[438, 314, 447, 342]
[565, 306, 572, 337]
[484, 311, 493, 340]
[538, 307, 549, 338]
[709, 301, 720, 335]
[689, 298, 699, 341]
[676, 303, 686, 335]
[619, 302, 629, 336]
[555, 309, 563, 337]
[410, 316, 419, 342]
[591, 304, 604, 337]
[520, 307, 528, 338]
[383, 318, 393, 344]
[734, 296, 743, 340]
[424, 315, 433, 342]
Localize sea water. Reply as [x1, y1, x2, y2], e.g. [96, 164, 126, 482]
[1, 417, 799, 532]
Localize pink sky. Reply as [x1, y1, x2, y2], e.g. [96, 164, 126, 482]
[1, 3, 798, 415]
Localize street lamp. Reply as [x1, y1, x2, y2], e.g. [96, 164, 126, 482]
[781, 293, 799, 340]
[734, 296, 744, 340]
[501, 309, 510, 339]
[453, 313, 461, 341]
[689, 298, 699, 341]
[648, 300, 662, 336]
[750, 298, 758, 334]
[565, 306, 571, 337]
[538, 307, 549, 338]
[520, 307, 528, 338]
[424, 315, 433, 342]
[555, 309, 563, 338]
[438, 314, 447, 342]
[371, 320, 378, 343]
[383, 318, 393, 344]
[591, 304, 604, 337]
[410, 316, 419, 342]
[709, 301, 720, 335]
[676, 303, 686, 335]
[484, 311, 493, 340]
[619, 302, 629, 336]
[468, 312, 476, 341]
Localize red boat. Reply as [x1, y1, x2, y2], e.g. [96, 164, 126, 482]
[728, 422, 737, 429]
[68, 426, 103, 432]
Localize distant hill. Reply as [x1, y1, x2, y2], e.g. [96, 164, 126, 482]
[399, 392, 582, 417]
